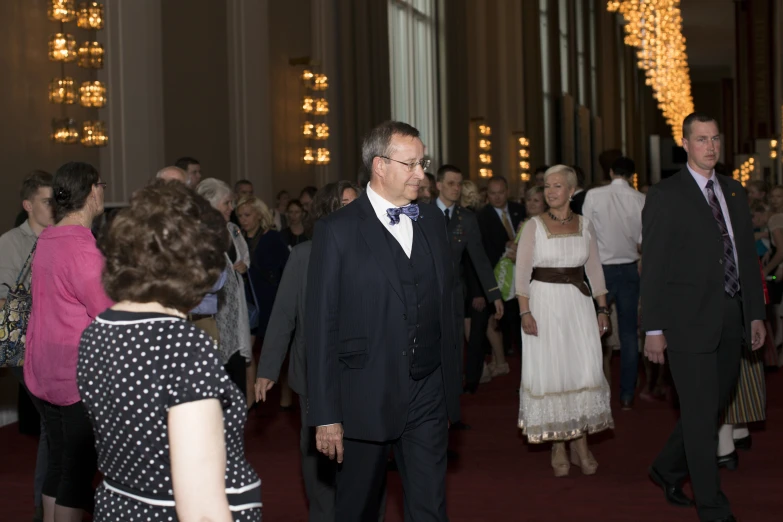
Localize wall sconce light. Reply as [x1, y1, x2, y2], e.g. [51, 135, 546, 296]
[302, 70, 314, 82]
[302, 96, 314, 113]
[479, 168, 493, 178]
[78, 41, 104, 68]
[316, 148, 331, 165]
[48, 0, 76, 22]
[315, 123, 330, 140]
[77, 1, 104, 29]
[479, 153, 492, 164]
[81, 120, 108, 147]
[51, 118, 79, 144]
[516, 134, 531, 182]
[303, 122, 314, 137]
[49, 33, 78, 62]
[771, 139, 778, 159]
[79, 80, 106, 107]
[479, 125, 492, 136]
[478, 139, 491, 151]
[315, 99, 329, 115]
[303, 147, 315, 164]
[313, 74, 329, 91]
[49, 77, 76, 104]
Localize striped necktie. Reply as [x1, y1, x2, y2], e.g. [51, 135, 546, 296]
[705, 180, 740, 296]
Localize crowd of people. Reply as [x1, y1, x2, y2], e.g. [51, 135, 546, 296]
[0, 113, 774, 522]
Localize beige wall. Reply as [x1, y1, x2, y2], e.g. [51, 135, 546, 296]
[161, 0, 231, 183]
[0, 0, 100, 227]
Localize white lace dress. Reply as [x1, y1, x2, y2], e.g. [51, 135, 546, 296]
[515, 216, 614, 443]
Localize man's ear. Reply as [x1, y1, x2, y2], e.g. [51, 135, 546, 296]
[22, 200, 33, 213]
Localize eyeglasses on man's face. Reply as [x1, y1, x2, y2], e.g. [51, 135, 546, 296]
[380, 156, 431, 173]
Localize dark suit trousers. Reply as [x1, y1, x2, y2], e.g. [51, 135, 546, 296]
[652, 294, 743, 521]
[299, 395, 337, 522]
[500, 298, 522, 354]
[336, 369, 449, 522]
[465, 304, 490, 387]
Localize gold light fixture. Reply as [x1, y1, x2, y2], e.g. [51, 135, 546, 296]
[303, 122, 314, 137]
[479, 153, 492, 165]
[48, 0, 76, 22]
[632, 173, 639, 190]
[735, 157, 755, 187]
[302, 96, 314, 113]
[302, 70, 314, 82]
[51, 118, 79, 144]
[77, 1, 104, 29]
[49, 33, 78, 62]
[79, 80, 106, 107]
[78, 41, 104, 68]
[771, 139, 778, 159]
[49, 77, 76, 104]
[303, 147, 315, 164]
[608, 0, 694, 143]
[479, 125, 492, 136]
[81, 120, 108, 147]
[316, 148, 330, 165]
[478, 139, 491, 151]
[313, 74, 329, 91]
[315, 99, 329, 115]
[479, 168, 493, 178]
[517, 134, 531, 181]
[315, 123, 330, 140]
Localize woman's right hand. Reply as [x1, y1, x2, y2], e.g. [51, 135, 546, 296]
[521, 313, 538, 336]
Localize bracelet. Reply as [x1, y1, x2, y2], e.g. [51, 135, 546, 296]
[596, 307, 610, 316]
[520, 311, 532, 318]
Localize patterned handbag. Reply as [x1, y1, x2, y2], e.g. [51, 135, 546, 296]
[0, 242, 37, 367]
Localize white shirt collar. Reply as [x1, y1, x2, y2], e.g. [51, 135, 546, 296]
[435, 197, 454, 213]
[610, 178, 630, 187]
[686, 163, 717, 192]
[366, 182, 412, 222]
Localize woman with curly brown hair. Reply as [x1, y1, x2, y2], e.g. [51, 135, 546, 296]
[76, 180, 261, 521]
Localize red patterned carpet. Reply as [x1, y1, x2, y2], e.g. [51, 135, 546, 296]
[1, 356, 782, 521]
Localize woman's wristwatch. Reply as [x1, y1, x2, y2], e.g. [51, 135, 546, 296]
[596, 307, 610, 316]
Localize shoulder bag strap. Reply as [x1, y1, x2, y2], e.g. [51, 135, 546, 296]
[15, 240, 38, 287]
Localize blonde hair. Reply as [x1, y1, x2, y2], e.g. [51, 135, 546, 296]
[236, 196, 274, 232]
[526, 185, 545, 200]
[461, 180, 482, 209]
[543, 165, 578, 189]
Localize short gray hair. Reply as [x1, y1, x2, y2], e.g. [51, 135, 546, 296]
[196, 178, 232, 208]
[544, 165, 578, 189]
[361, 121, 421, 173]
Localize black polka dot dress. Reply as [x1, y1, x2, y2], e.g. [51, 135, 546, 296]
[77, 310, 261, 521]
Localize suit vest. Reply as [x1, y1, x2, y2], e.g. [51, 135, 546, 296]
[384, 222, 442, 380]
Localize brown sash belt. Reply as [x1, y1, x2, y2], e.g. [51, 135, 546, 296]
[531, 267, 591, 297]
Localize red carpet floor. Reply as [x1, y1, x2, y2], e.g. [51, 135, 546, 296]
[1, 356, 782, 521]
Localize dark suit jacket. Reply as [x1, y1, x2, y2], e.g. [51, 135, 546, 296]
[436, 202, 500, 310]
[305, 193, 461, 441]
[571, 189, 587, 215]
[477, 201, 526, 267]
[256, 241, 311, 397]
[640, 169, 765, 352]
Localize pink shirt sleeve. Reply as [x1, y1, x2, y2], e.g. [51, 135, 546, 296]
[70, 247, 113, 318]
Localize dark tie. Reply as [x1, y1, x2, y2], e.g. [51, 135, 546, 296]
[705, 180, 740, 296]
[444, 208, 451, 225]
[386, 204, 420, 225]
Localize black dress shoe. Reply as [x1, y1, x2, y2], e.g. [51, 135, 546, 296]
[733, 434, 752, 451]
[648, 467, 694, 507]
[620, 397, 634, 410]
[717, 450, 738, 470]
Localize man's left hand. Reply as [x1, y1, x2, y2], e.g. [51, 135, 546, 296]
[750, 320, 766, 351]
[493, 299, 504, 320]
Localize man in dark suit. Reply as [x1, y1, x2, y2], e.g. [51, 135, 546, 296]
[306, 121, 460, 521]
[434, 164, 503, 393]
[641, 112, 766, 522]
[477, 176, 525, 355]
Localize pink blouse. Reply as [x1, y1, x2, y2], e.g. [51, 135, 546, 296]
[24, 225, 113, 406]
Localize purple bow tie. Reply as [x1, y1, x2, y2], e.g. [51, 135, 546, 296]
[386, 204, 420, 225]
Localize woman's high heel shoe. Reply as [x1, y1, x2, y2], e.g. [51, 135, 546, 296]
[569, 436, 598, 475]
[551, 442, 570, 477]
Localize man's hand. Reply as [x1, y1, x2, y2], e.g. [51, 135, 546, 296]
[493, 299, 504, 320]
[472, 297, 486, 312]
[750, 320, 766, 351]
[254, 378, 275, 402]
[316, 423, 345, 463]
[644, 334, 667, 364]
[506, 242, 518, 263]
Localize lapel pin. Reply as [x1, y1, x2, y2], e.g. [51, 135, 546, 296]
[731, 193, 735, 197]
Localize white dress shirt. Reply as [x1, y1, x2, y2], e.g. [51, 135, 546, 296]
[366, 182, 414, 258]
[581, 178, 645, 265]
[435, 197, 455, 218]
[646, 165, 739, 336]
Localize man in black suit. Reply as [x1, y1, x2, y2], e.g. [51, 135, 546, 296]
[434, 164, 503, 393]
[477, 177, 525, 355]
[306, 121, 460, 521]
[641, 112, 765, 522]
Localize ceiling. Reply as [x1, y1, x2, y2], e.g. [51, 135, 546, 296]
[680, 0, 736, 81]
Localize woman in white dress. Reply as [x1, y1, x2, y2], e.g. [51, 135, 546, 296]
[515, 165, 614, 477]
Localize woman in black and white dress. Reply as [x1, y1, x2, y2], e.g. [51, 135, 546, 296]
[77, 180, 261, 521]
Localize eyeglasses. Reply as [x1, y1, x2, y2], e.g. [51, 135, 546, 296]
[380, 156, 431, 172]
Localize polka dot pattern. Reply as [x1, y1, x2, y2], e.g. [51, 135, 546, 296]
[77, 310, 261, 521]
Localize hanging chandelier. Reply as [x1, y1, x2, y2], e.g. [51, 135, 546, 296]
[608, 0, 694, 144]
